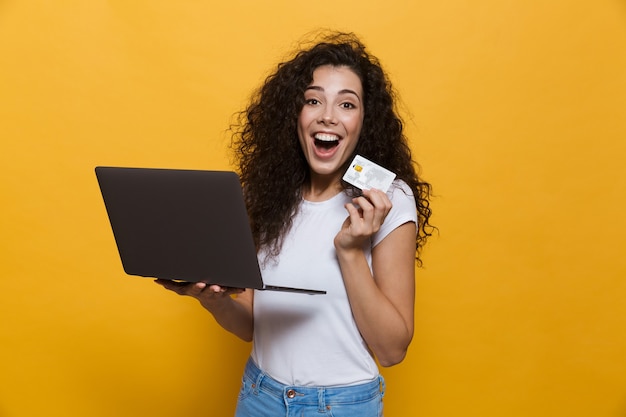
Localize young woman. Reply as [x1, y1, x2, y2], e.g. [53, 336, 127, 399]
[157, 31, 433, 417]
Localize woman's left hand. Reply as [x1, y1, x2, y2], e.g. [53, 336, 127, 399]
[334, 188, 392, 252]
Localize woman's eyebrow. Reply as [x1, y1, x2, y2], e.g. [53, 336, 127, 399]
[305, 86, 362, 101]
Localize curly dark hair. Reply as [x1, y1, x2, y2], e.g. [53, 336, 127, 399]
[230, 31, 433, 265]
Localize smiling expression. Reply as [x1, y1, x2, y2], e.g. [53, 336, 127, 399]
[297, 65, 364, 187]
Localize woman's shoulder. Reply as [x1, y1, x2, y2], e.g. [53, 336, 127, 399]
[388, 179, 415, 200]
[372, 179, 418, 246]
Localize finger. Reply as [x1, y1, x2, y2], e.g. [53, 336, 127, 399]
[187, 282, 208, 296]
[223, 287, 245, 296]
[205, 284, 222, 293]
[344, 201, 369, 236]
[155, 279, 207, 297]
[344, 201, 362, 219]
[154, 279, 192, 294]
[362, 189, 392, 225]
[362, 188, 391, 211]
[352, 195, 375, 226]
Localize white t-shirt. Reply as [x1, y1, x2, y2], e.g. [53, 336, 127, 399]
[250, 180, 418, 386]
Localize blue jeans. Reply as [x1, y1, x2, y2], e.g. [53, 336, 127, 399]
[234, 358, 385, 417]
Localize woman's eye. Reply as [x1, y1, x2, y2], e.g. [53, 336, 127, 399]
[306, 98, 319, 105]
[341, 102, 356, 109]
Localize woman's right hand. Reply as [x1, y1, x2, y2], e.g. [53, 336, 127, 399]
[154, 279, 244, 309]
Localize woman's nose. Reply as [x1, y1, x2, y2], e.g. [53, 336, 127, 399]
[319, 106, 337, 125]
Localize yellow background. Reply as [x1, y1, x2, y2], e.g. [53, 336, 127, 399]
[1, 1, 625, 416]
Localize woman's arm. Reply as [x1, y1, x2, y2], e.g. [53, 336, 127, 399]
[334, 188, 416, 366]
[155, 281, 254, 342]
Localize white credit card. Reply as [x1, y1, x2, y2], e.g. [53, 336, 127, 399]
[342, 155, 396, 192]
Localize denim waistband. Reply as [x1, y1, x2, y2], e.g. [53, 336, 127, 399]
[242, 357, 385, 409]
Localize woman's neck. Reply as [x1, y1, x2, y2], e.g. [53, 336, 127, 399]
[302, 173, 343, 202]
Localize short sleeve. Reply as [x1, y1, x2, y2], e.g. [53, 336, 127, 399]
[372, 180, 418, 247]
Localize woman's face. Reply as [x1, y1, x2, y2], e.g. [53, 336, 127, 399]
[297, 65, 364, 183]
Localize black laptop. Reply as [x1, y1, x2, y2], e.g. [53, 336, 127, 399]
[95, 166, 325, 295]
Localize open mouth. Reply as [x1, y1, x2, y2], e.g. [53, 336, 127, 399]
[314, 133, 340, 150]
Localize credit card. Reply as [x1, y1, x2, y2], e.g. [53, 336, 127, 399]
[342, 155, 396, 192]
